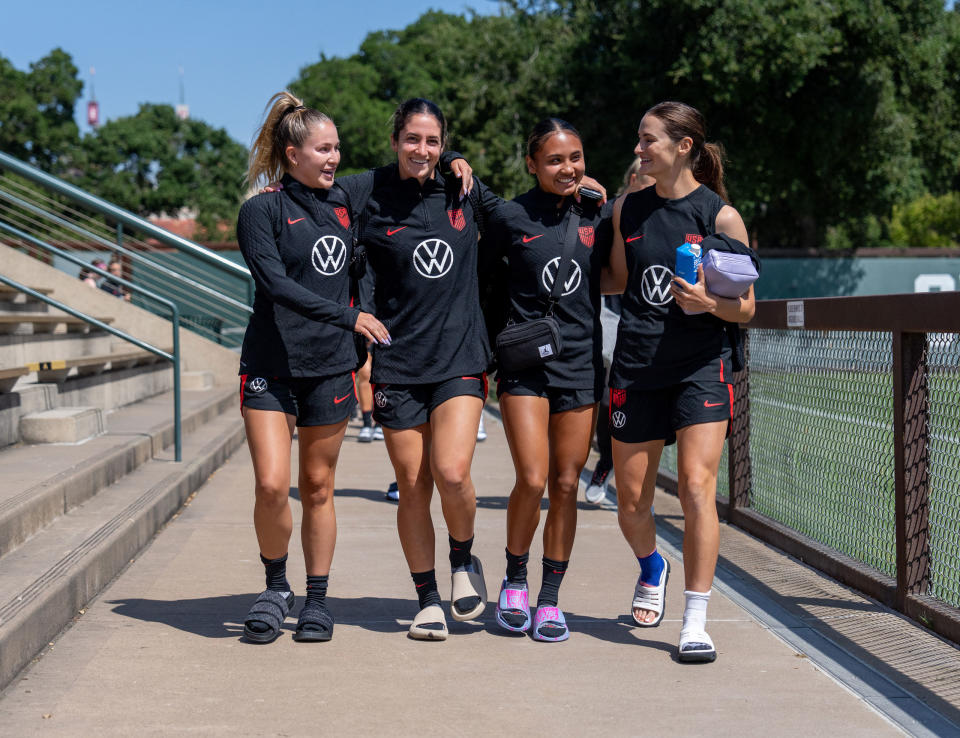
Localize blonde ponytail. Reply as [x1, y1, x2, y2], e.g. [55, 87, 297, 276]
[246, 91, 332, 189]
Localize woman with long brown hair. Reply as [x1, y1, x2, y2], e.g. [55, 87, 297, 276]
[606, 101, 755, 662]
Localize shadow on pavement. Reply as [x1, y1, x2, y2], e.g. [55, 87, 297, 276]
[288, 487, 387, 503]
[481, 612, 677, 654]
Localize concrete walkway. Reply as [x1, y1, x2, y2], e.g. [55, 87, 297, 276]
[0, 410, 946, 736]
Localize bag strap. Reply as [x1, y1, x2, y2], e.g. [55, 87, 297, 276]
[546, 203, 582, 314]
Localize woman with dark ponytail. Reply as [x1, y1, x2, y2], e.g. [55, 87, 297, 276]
[236, 91, 390, 644]
[606, 101, 755, 662]
[486, 118, 613, 642]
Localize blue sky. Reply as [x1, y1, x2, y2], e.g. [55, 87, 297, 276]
[2, 0, 496, 146]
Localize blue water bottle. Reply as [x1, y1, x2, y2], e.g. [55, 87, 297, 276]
[675, 241, 702, 285]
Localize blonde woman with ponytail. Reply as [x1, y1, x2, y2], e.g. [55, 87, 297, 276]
[605, 101, 755, 663]
[236, 91, 390, 644]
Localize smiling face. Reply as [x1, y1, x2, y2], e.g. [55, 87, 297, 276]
[526, 131, 585, 197]
[391, 113, 443, 184]
[285, 120, 341, 189]
[633, 113, 691, 179]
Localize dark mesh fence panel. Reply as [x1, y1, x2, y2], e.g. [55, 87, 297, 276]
[745, 329, 896, 576]
[927, 335, 960, 608]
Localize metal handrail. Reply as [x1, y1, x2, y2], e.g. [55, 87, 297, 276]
[0, 150, 251, 286]
[0, 189, 252, 316]
[0, 271, 183, 462]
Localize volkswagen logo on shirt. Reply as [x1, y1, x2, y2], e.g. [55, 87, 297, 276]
[311, 235, 347, 276]
[611, 410, 627, 429]
[248, 377, 268, 394]
[413, 239, 454, 279]
[374, 390, 388, 408]
[541, 257, 582, 296]
[640, 265, 674, 306]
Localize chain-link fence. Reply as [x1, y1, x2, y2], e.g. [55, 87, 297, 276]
[927, 336, 960, 608]
[748, 329, 897, 576]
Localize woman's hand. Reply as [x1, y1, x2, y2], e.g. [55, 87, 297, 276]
[672, 264, 755, 322]
[355, 311, 392, 345]
[671, 265, 715, 314]
[577, 176, 607, 204]
[449, 158, 474, 199]
[259, 182, 283, 194]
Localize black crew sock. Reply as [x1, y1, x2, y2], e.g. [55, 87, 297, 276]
[260, 553, 290, 593]
[538, 557, 569, 607]
[505, 548, 529, 587]
[411, 569, 442, 609]
[362, 410, 373, 428]
[448, 534, 474, 570]
[305, 574, 328, 607]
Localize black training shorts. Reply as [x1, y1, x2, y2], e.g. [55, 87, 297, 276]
[608, 380, 733, 445]
[240, 373, 357, 427]
[497, 375, 600, 415]
[372, 374, 487, 430]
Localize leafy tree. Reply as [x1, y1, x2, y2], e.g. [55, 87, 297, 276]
[292, 9, 578, 197]
[0, 48, 82, 171]
[556, 0, 960, 247]
[72, 104, 248, 237]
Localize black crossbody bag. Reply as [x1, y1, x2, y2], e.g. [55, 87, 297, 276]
[495, 204, 582, 373]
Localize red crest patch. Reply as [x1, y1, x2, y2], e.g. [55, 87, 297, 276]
[611, 389, 627, 408]
[578, 226, 595, 248]
[448, 209, 466, 231]
[684, 233, 703, 244]
[334, 207, 350, 229]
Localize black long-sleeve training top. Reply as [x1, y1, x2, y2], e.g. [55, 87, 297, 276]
[337, 164, 498, 385]
[487, 186, 612, 389]
[237, 174, 359, 378]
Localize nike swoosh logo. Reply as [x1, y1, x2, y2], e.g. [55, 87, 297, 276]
[334, 394, 352, 404]
[704, 401, 725, 407]
[287, 217, 305, 225]
[626, 235, 643, 242]
[387, 226, 407, 236]
[522, 234, 543, 243]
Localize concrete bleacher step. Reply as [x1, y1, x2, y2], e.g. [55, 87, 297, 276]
[0, 385, 236, 557]
[0, 388, 245, 691]
[0, 285, 52, 313]
[0, 313, 114, 335]
[0, 349, 178, 450]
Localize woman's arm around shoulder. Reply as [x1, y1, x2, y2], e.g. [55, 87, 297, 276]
[600, 195, 628, 294]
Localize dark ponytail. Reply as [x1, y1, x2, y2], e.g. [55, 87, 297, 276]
[645, 101, 728, 202]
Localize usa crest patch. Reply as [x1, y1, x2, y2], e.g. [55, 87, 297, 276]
[448, 209, 466, 231]
[579, 226, 595, 247]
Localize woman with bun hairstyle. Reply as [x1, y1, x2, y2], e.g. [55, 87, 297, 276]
[236, 91, 390, 644]
[487, 118, 613, 641]
[606, 101, 755, 662]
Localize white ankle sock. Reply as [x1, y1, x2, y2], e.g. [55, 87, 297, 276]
[682, 589, 711, 633]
